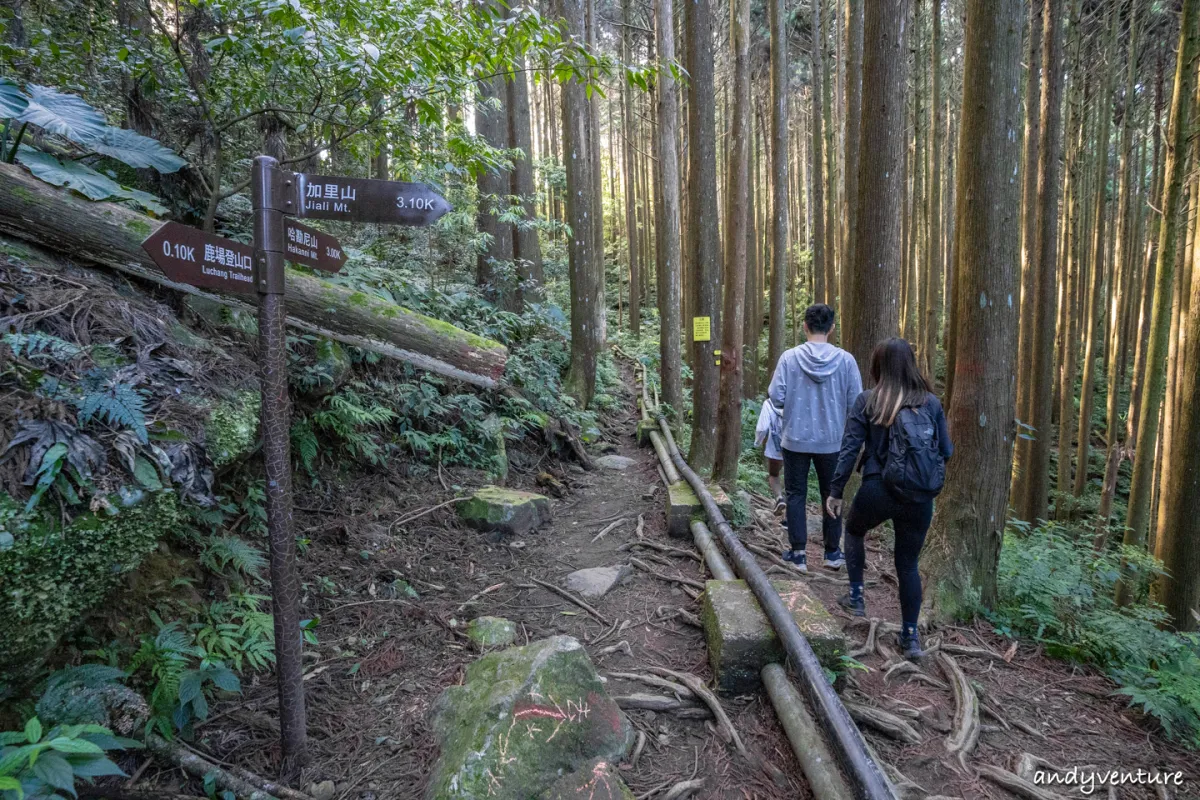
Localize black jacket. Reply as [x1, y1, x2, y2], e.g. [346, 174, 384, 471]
[829, 390, 953, 499]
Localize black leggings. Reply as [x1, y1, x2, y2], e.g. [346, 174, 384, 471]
[845, 479, 933, 627]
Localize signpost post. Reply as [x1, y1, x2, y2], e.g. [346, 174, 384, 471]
[143, 156, 451, 771]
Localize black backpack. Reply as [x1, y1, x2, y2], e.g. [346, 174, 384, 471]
[881, 403, 945, 503]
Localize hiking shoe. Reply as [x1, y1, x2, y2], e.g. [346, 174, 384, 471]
[782, 550, 808, 573]
[837, 593, 866, 617]
[773, 495, 786, 516]
[899, 631, 924, 661]
[823, 549, 846, 570]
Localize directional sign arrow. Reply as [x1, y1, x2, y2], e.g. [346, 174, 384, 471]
[293, 173, 452, 226]
[142, 222, 256, 295]
[283, 218, 347, 273]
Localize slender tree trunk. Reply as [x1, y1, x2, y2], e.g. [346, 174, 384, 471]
[923, 0, 1023, 619]
[509, 62, 545, 299]
[686, 0, 722, 472]
[821, 0, 837, 308]
[561, 0, 602, 405]
[767, 0, 790, 375]
[715, 0, 750, 484]
[1098, 7, 1142, 523]
[622, 0, 641, 336]
[810, 0, 828, 307]
[655, 0, 684, 414]
[1072, 5, 1119, 499]
[744, 88, 761, 399]
[841, 0, 863, 336]
[922, 0, 943, 381]
[1119, 0, 1199, 600]
[847, 0, 906, 383]
[1013, 0, 1065, 525]
[476, 69, 517, 310]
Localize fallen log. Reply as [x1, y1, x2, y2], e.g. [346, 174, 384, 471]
[0, 162, 507, 388]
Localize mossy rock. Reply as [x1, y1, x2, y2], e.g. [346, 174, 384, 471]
[428, 636, 633, 799]
[466, 616, 517, 648]
[666, 480, 733, 538]
[0, 492, 183, 698]
[202, 391, 260, 468]
[701, 579, 845, 694]
[635, 419, 658, 447]
[458, 486, 551, 537]
[540, 758, 635, 800]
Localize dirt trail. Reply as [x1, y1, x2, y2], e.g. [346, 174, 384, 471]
[188, 363, 805, 799]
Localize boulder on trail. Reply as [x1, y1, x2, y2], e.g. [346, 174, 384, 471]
[457, 486, 551, 537]
[564, 565, 633, 600]
[466, 616, 517, 648]
[540, 758, 635, 799]
[428, 636, 634, 799]
[666, 480, 733, 538]
[595, 454, 637, 471]
[701, 579, 845, 694]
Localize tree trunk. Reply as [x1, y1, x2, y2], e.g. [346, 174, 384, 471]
[622, 0, 641, 335]
[0, 163, 508, 386]
[1120, 0, 1199, 598]
[743, 90, 761, 400]
[921, 0, 942, 384]
[766, 0, 789, 378]
[1012, 0, 1065, 526]
[715, 0, 750, 484]
[922, 0, 1023, 619]
[841, 0, 863, 337]
[476, 66, 517, 310]
[561, 0, 602, 405]
[810, 0, 828, 308]
[821, 0, 837, 309]
[1098, 6, 1142, 523]
[508, 61, 545, 300]
[655, 0, 684, 414]
[686, 0, 722, 472]
[1072, 5, 1119, 498]
[848, 0, 907, 384]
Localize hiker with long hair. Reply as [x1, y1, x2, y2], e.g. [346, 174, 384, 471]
[827, 338, 952, 659]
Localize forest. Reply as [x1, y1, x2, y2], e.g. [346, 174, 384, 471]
[1, 0, 1199, 797]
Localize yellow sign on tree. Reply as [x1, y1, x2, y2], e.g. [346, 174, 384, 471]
[693, 316, 711, 342]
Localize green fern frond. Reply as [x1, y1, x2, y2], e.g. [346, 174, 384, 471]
[76, 380, 149, 443]
[3, 331, 84, 361]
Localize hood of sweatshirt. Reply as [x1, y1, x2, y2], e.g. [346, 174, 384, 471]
[794, 341, 843, 383]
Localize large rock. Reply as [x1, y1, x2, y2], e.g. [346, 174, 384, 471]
[466, 616, 517, 648]
[666, 480, 733, 538]
[428, 636, 633, 799]
[458, 486, 551, 537]
[541, 758, 635, 799]
[595, 454, 636, 471]
[564, 565, 633, 600]
[701, 579, 845, 694]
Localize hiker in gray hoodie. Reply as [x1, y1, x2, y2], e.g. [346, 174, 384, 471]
[767, 304, 863, 572]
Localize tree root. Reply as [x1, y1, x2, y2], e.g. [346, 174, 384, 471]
[661, 778, 706, 800]
[635, 514, 645, 539]
[608, 671, 695, 699]
[598, 640, 633, 657]
[146, 735, 288, 800]
[980, 701, 1012, 731]
[629, 731, 647, 769]
[647, 668, 746, 754]
[620, 540, 703, 562]
[849, 618, 879, 659]
[883, 659, 950, 691]
[630, 558, 706, 591]
[591, 518, 627, 543]
[940, 643, 1011, 664]
[454, 582, 507, 614]
[1011, 717, 1047, 740]
[615, 693, 712, 718]
[977, 764, 1070, 800]
[842, 701, 922, 744]
[937, 653, 980, 759]
[523, 578, 611, 625]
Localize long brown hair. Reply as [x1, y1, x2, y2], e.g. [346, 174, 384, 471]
[865, 338, 933, 426]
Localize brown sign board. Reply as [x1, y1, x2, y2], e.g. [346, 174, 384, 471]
[283, 218, 346, 273]
[142, 222, 256, 295]
[293, 173, 452, 226]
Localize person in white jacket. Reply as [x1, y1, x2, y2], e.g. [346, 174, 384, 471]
[754, 398, 786, 517]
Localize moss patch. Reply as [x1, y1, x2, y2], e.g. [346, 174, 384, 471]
[458, 486, 550, 537]
[123, 218, 153, 238]
[0, 492, 183, 697]
[203, 391, 260, 468]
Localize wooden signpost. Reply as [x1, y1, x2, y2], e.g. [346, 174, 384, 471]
[142, 155, 451, 769]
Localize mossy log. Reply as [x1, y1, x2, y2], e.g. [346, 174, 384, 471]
[0, 163, 507, 388]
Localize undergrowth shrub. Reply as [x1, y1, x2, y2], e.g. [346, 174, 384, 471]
[990, 522, 1200, 746]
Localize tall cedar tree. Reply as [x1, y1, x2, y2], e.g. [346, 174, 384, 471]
[560, 0, 602, 405]
[686, 0, 722, 472]
[1014, 0, 1066, 525]
[847, 0, 907, 382]
[922, 0, 1024, 616]
[655, 0, 683, 413]
[476, 68, 517, 310]
[921, 0, 942, 385]
[621, 0, 640, 335]
[766, 0, 789, 375]
[810, 0, 828, 307]
[508, 60, 545, 300]
[714, 0, 750, 483]
[841, 0, 863, 336]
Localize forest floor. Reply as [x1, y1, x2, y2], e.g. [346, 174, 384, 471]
[148, 360, 1200, 800]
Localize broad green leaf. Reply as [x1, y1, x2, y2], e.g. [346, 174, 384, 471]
[0, 79, 28, 118]
[63, 755, 124, 779]
[18, 85, 106, 144]
[89, 127, 186, 173]
[16, 148, 125, 202]
[177, 671, 202, 706]
[46, 739, 101, 756]
[30, 752, 73, 795]
[208, 667, 241, 694]
[132, 455, 162, 490]
[22, 720, 41, 746]
[0, 775, 22, 800]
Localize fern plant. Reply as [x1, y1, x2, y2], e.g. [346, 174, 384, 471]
[2, 332, 83, 362]
[75, 372, 148, 443]
[188, 593, 274, 673]
[198, 536, 267, 583]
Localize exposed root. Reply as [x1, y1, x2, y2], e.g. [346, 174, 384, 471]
[615, 693, 712, 719]
[980, 701, 1012, 731]
[842, 701, 922, 744]
[977, 764, 1070, 800]
[661, 778, 706, 800]
[607, 671, 695, 699]
[849, 618, 879, 659]
[1011, 717, 1047, 740]
[591, 517, 627, 543]
[647, 667, 747, 755]
[940, 643, 1011, 664]
[619, 540, 703, 562]
[454, 582, 506, 614]
[522, 578, 611, 625]
[882, 761, 927, 800]
[938, 653, 980, 759]
[146, 735, 287, 800]
[883, 659, 950, 691]
[635, 513, 645, 538]
[629, 730, 647, 769]
[598, 640, 633, 657]
[630, 558, 706, 591]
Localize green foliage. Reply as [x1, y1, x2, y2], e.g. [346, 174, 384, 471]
[75, 372, 148, 444]
[1, 334, 82, 363]
[990, 523, 1200, 746]
[311, 384, 398, 466]
[0, 715, 136, 800]
[197, 536, 267, 583]
[202, 392, 260, 469]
